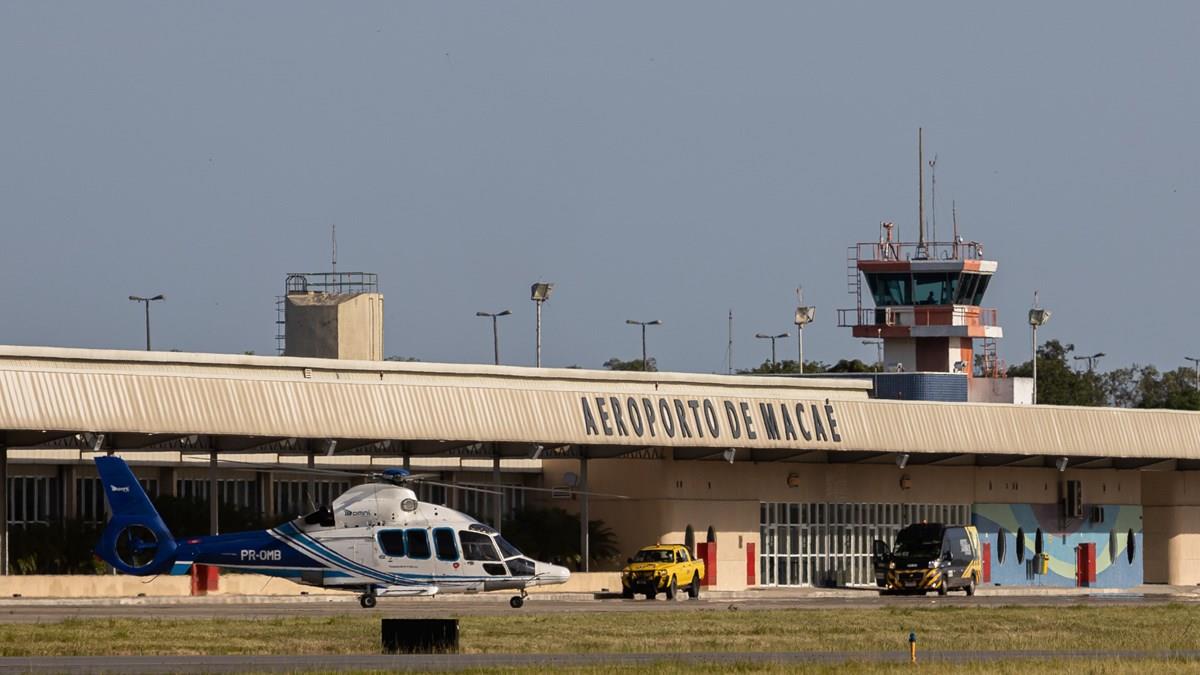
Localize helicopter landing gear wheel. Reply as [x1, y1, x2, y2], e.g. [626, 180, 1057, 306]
[510, 589, 528, 609]
[359, 594, 377, 609]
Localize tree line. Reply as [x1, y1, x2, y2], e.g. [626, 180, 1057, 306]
[604, 339, 1200, 411]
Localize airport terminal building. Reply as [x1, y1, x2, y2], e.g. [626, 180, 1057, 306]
[0, 345, 1197, 591]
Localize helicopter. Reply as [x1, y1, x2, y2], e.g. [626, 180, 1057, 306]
[93, 455, 577, 608]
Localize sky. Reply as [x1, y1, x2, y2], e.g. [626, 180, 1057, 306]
[1, 3, 1197, 374]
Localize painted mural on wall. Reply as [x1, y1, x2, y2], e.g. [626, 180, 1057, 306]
[972, 504, 1142, 588]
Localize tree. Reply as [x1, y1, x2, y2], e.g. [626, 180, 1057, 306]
[604, 357, 657, 372]
[501, 507, 620, 570]
[739, 359, 830, 375]
[1007, 340, 1105, 406]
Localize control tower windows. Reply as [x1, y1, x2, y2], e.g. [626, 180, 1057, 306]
[953, 274, 992, 306]
[913, 273, 958, 305]
[865, 273, 912, 306]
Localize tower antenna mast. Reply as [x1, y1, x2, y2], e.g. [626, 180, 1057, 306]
[929, 154, 938, 247]
[918, 128, 926, 255]
[331, 224, 337, 275]
[727, 309, 734, 375]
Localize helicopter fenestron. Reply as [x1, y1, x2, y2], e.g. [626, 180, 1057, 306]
[93, 455, 582, 608]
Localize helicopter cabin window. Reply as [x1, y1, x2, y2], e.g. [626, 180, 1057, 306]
[405, 529, 431, 559]
[459, 530, 501, 561]
[377, 530, 406, 557]
[433, 528, 459, 562]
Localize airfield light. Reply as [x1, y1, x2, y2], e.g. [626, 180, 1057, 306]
[128, 294, 166, 351]
[476, 310, 512, 365]
[625, 319, 662, 371]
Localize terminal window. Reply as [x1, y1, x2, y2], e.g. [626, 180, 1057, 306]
[759, 501, 970, 587]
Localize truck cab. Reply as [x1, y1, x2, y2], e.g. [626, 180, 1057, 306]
[871, 523, 980, 596]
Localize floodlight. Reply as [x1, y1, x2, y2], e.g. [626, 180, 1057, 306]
[530, 283, 554, 302]
[896, 453, 910, 470]
[1028, 308, 1051, 326]
[794, 306, 816, 326]
[1056, 457, 1069, 472]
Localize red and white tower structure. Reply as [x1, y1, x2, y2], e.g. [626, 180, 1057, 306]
[838, 221, 1002, 375]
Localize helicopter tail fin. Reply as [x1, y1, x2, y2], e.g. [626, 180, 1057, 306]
[94, 456, 179, 576]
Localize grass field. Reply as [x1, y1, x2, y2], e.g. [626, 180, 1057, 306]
[4, 604, 1200, 658]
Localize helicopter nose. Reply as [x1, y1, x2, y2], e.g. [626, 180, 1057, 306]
[534, 561, 571, 586]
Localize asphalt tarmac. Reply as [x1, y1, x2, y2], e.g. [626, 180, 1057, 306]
[0, 589, 1192, 622]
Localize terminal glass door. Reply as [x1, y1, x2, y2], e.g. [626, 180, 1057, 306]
[759, 501, 970, 587]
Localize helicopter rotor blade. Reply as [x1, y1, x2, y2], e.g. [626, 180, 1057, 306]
[180, 455, 373, 479]
[451, 481, 630, 500]
[418, 479, 502, 496]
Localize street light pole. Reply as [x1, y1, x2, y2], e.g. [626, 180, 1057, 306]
[1072, 352, 1106, 372]
[625, 320, 662, 371]
[794, 301, 815, 374]
[754, 332, 790, 369]
[1186, 357, 1200, 390]
[1028, 296, 1051, 405]
[475, 310, 512, 365]
[128, 294, 165, 351]
[530, 283, 554, 367]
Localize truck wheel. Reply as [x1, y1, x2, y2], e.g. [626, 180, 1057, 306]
[687, 574, 700, 599]
[665, 577, 678, 600]
[646, 591, 657, 600]
[965, 578, 976, 597]
[621, 588, 634, 599]
[937, 579, 948, 596]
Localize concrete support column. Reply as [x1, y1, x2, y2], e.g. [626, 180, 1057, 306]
[257, 471, 274, 520]
[208, 450, 219, 536]
[306, 449, 316, 511]
[0, 442, 7, 576]
[492, 446, 502, 532]
[580, 449, 589, 573]
[159, 467, 177, 497]
[59, 464, 77, 523]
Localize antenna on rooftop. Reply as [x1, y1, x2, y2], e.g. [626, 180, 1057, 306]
[917, 128, 926, 256]
[727, 309, 734, 375]
[331, 224, 337, 275]
[929, 154, 938, 246]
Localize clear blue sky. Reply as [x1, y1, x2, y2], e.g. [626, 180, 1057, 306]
[2, 3, 1197, 373]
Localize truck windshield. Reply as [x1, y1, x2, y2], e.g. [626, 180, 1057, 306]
[633, 549, 675, 563]
[894, 525, 943, 558]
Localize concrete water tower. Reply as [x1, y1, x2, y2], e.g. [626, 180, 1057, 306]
[278, 272, 384, 360]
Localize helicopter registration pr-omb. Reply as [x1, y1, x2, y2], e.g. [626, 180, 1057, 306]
[93, 456, 571, 608]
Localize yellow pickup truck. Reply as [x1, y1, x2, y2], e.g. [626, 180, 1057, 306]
[620, 544, 705, 600]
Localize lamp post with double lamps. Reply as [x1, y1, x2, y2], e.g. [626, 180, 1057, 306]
[755, 332, 790, 369]
[625, 319, 662, 371]
[128, 294, 165, 351]
[475, 310, 512, 365]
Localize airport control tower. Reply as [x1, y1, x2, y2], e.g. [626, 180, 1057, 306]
[838, 221, 1002, 376]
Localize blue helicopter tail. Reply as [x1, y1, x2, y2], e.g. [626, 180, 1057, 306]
[94, 456, 179, 576]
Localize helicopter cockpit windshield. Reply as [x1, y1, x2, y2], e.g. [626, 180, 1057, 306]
[457, 523, 537, 577]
